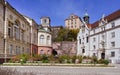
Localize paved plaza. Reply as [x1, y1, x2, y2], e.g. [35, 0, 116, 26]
[1, 64, 120, 75]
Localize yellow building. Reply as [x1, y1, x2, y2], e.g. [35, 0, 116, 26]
[65, 14, 83, 29]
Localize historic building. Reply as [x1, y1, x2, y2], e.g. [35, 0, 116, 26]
[65, 14, 82, 29]
[77, 9, 120, 64]
[38, 17, 52, 55]
[24, 16, 38, 55]
[0, 0, 31, 62]
[0, 0, 52, 63]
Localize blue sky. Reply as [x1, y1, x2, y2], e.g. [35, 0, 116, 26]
[7, 0, 120, 26]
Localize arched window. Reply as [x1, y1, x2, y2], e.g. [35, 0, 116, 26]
[40, 35, 44, 44]
[47, 36, 50, 45]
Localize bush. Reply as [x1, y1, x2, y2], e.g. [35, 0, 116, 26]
[91, 56, 98, 64]
[41, 55, 49, 63]
[98, 59, 109, 65]
[58, 55, 70, 63]
[103, 60, 109, 65]
[76, 56, 83, 63]
[71, 56, 76, 63]
[98, 59, 105, 64]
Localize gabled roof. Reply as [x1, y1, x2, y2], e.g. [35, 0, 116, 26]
[89, 9, 120, 28]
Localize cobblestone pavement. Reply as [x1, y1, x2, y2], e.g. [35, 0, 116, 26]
[1, 65, 120, 75]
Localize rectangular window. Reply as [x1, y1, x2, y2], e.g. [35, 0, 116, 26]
[93, 37, 96, 42]
[93, 29, 95, 34]
[111, 42, 115, 47]
[9, 44, 13, 54]
[93, 45, 96, 50]
[102, 34, 105, 39]
[21, 30, 24, 41]
[8, 27, 11, 37]
[111, 22, 115, 28]
[8, 22, 13, 38]
[86, 37, 89, 43]
[111, 51, 115, 57]
[79, 38, 81, 44]
[111, 32, 115, 38]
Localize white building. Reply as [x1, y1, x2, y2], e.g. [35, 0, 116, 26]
[38, 17, 52, 55]
[77, 9, 120, 64]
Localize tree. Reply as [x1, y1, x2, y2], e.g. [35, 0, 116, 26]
[54, 28, 79, 42]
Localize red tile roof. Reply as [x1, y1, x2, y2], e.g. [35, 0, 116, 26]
[89, 9, 120, 28]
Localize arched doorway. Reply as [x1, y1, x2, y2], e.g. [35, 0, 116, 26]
[101, 52, 105, 59]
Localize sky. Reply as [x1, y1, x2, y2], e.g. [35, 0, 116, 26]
[7, 0, 120, 26]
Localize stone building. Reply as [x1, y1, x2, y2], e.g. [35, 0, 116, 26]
[65, 14, 82, 29]
[77, 9, 120, 64]
[0, 0, 31, 62]
[0, 0, 53, 63]
[38, 17, 52, 55]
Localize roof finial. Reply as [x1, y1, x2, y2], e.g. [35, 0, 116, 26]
[102, 14, 105, 19]
[84, 8, 89, 16]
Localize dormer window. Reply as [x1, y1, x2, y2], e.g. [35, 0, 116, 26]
[111, 22, 115, 28]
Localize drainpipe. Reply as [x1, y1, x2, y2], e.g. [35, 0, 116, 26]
[3, 0, 7, 63]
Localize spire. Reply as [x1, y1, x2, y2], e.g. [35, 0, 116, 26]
[84, 9, 89, 17]
[83, 8, 89, 24]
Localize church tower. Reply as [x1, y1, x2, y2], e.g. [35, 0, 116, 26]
[83, 10, 89, 24]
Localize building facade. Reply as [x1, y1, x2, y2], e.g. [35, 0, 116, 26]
[0, 0, 52, 63]
[65, 14, 82, 29]
[0, 0, 5, 63]
[38, 17, 52, 55]
[0, 0, 31, 62]
[77, 9, 120, 64]
[24, 16, 38, 55]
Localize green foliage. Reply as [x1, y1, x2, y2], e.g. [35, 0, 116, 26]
[76, 56, 83, 63]
[54, 28, 79, 42]
[71, 56, 76, 63]
[98, 59, 109, 65]
[103, 60, 109, 65]
[41, 55, 49, 63]
[91, 56, 98, 64]
[58, 55, 70, 63]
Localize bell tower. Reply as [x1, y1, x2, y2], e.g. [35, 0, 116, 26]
[41, 17, 51, 27]
[83, 10, 89, 24]
[40, 17, 51, 31]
